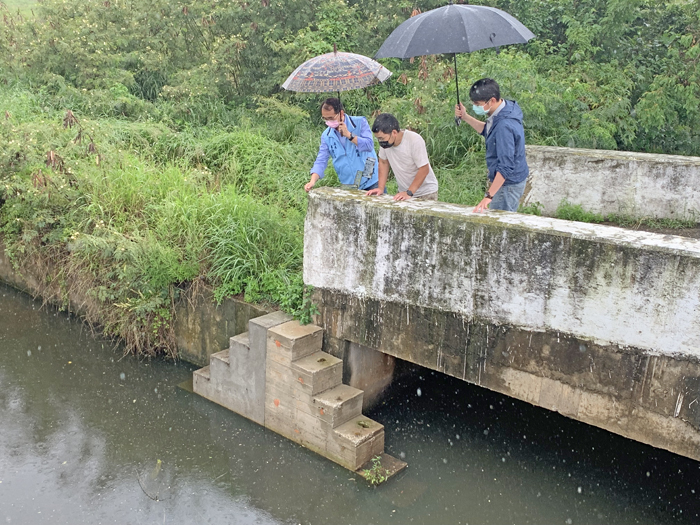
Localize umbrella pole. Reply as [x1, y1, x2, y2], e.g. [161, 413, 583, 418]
[454, 53, 461, 127]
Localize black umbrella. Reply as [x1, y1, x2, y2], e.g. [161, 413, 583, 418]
[375, 2, 535, 122]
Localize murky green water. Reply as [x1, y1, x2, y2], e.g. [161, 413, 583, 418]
[1, 283, 699, 525]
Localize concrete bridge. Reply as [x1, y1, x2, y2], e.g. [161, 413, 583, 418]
[3, 145, 700, 469]
[304, 187, 700, 463]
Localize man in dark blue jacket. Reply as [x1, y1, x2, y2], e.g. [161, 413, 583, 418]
[455, 78, 529, 213]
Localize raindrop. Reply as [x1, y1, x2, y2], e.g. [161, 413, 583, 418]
[37, 345, 41, 351]
[646, 471, 651, 477]
[399, 452, 406, 459]
[483, 429, 489, 436]
[154, 387, 158, 393]
[489, 405, 494, 410]
[566, 519, 573, 525]
[577, 487, 582, 494]
[119, 372, 126, 380]
[502, 457, 506, 463]
[456, 434, 460, 440]
[416, 388, 422, 397]
[27, 350, 31, 357]
[442, 458, 448, 464]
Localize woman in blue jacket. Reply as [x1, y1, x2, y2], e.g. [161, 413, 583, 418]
[455, 78, 529, 213]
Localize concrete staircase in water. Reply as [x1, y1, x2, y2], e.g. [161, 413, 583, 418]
[193, 311, 405, 476]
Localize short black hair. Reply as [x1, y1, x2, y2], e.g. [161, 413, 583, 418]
[321, 97, 343, 113]
[371, 113, 400, 134]
[469, 78, 500, 103]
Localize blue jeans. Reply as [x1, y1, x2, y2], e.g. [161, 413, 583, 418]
[490, 179, 527, 212]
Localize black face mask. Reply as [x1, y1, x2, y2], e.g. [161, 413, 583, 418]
[379, 140, 393, 149]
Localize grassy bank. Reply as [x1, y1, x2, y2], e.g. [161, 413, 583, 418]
[0, 82, 488, 355]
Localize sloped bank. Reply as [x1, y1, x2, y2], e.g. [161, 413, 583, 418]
[0, 240, 268, 367]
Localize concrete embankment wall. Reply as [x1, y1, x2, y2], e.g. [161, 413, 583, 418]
[0, 241, 268, 366]
[304, 188, 700, 461]
[523, 145, 700, 220]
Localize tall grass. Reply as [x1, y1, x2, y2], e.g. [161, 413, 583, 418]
[0, 79, 492, 356]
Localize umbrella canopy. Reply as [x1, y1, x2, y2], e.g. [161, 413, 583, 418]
[374, 2, 535, 121]
[282, 51, 392, 94]
[375, 4, 535, 59]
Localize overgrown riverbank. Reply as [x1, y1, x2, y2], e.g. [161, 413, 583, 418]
[2, 0, 700, 356]
[0, 84, 489, 355]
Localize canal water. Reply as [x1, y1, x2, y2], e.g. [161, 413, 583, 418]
[1, 283, 699, 525]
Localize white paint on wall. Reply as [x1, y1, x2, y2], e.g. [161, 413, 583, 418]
[523, 145, 700, 220]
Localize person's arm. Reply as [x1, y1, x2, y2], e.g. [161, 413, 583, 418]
[394, 164, 429, 201]
[473, 172, 505, 213]
[353, 118, 374, 152]
[366, 157, 390, 196]
[494, 124, 517, 182]
[337, 118, 372, 151]
[456, 103, 485, 134]
[306, 138, 330, 192]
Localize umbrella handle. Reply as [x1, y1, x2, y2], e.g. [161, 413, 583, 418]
[454, 53, 461, 127]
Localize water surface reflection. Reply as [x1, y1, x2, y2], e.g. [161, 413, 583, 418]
[1, 283, 699, 524]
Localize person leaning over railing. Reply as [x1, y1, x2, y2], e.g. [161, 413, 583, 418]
[455, 78, 529, 213]
[304, 97, 380, 192]
[366, 113, 439, 201]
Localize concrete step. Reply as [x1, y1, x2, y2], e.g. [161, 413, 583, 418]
[191, 313, 403, 480]
[229, 331, 249, 352]
[267, 321, 323, 364]
[193, 365, 210, 382]
[330, 415, 385, 471]
[193, 364, 240, 413]
[291, 351, 342, 395]
[192, 365, 210, 396]
[211, 349, 229, 365]
[208, 349, 230, 387]
[313, 384, 364, 428]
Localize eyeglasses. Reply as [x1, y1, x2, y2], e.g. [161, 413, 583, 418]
[321, 112, 340, 123]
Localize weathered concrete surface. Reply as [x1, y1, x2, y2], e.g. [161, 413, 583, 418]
[304, 188, 700, 461]
[345, 342, 396, 410]
[174, 287, 270, 366]
[523, 145, 700, 220]
[194, 316, 407, 478]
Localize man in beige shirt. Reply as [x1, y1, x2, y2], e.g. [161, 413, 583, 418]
[366, 113, 439, 201]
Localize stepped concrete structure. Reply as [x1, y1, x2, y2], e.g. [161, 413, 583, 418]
[193, 311, 405, 477]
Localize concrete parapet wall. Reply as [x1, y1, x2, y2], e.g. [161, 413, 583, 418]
[304, 188, 700, 461]
[523, 145, 700, 220]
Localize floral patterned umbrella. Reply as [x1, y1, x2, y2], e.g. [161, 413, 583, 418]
[281, 49, 392, 94]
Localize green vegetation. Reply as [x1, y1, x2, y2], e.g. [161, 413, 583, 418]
[1, 0, 699, 355]
[519, 202, 544, 216]
[555, 201, 698, 228]
[555, 201, 605, 223]
[2, 0, 35, 16]
[362, 455, 389, 486]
